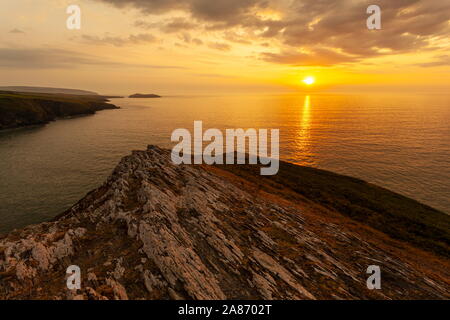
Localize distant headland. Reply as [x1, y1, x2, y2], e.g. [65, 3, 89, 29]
[0, 86, 168, 130]
[0, 86, 99, 96]
[129, 93, 161, 98]
[0, 89, 119, 130]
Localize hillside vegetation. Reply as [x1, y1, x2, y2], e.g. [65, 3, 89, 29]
[0, 91, 118, 130]
[220, 161, 450, 258]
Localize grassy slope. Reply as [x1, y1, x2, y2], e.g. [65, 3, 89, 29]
[0, 91, 118, 130]
[219, 161, 450, 258]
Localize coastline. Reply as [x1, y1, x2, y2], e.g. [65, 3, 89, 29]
[0, 146, 448, 299]
[217, 159, 450, 258]
[0, 91, 120, 131]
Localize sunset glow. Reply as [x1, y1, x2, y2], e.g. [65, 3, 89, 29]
[303, 77, 315, 86]
[0, 0, 449, 303]
[0, 0, 448, 94]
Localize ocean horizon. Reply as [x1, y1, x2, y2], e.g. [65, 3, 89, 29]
[0, 92, 448, 234]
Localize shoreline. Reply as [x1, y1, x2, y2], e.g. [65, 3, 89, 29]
[0, 145, 448, 299]
[1, 148, 448, 241]
[0, 91, 120, 131]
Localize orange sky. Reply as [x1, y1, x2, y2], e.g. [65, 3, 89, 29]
[1, 0, 449, 94]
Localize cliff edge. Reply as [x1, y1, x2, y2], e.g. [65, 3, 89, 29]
[0, 91, 119, 130]
[0, 146, 448, 299]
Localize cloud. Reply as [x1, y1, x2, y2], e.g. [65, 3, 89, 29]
[0, 47, 185, 69]
[261, 48, 359, 66]
[81, 33, 157, 46]
[94, 0, 450, 67]
[278, 0, 449, 58]
[9, 28, 25, 34]
[135, 18, 198, 33]
[193, 73, 236, 78]
[223, 31, 252, 44]
[134, 20, 159, 30]
[178, 33, 203, 45]
[208, 42, 231, 51]
[416, 55, 450, 67]
[98, 0, 266, 24]
[191, 38, 203, 46]
[0, 48, 105, 69]
[162, 18, 198, 33]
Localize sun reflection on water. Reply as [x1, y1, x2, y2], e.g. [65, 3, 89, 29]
[293, 95, 315, 165]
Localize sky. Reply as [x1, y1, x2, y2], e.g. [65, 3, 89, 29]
[0, 0, 449, 95]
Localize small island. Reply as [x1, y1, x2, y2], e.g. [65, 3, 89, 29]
[129, 93, 161, 98]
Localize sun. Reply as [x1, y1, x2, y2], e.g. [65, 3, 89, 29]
[302, 76, 315, 85]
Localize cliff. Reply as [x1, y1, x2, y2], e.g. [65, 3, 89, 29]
[0, 91, 119, 130]
[0, 146, 448, 300]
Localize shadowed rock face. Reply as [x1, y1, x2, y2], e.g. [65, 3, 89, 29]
[0, 146, 449, 300]
[0, 91, 119, 130]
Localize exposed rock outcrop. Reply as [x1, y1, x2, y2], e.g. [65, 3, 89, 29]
[0, 146, 449, 299]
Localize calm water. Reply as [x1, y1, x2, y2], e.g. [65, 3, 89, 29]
[0, 93, 449, 233]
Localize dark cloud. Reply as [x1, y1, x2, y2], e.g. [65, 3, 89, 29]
[95, 0, 450, 66]
[162, 18, 198, 33]
[0, 47, 184, 69]
[99, 0, 266, 24]
[134, 20, 159, 30]
[190, 0, 265, 23]
[81, 33, 157, 46]
[97, 0, 186, 14]
[179, 33, 203, 45]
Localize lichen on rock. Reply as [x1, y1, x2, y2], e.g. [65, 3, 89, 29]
[0, 146, 449, 300]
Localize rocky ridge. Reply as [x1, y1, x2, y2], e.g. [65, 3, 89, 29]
[0, 146, 448, 299]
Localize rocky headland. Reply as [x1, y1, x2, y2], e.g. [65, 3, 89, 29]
[0, 86, 99, 96]
[0, 91, 119, 130]
[0, 146, 448, 300]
